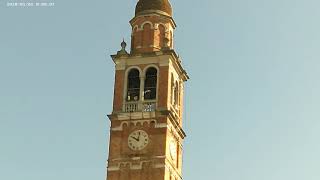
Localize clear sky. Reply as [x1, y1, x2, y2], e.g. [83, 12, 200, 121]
[1, 0, 320, 179]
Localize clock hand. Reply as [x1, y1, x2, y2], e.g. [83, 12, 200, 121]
[130, 136, 139, 141]
[137, 132, 141, 141]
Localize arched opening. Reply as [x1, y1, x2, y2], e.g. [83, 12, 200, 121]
[144, 67, 157, 100]
[169, 30, 173, 47]
[131, 27, 138, 50]
[158, 24, 166, 48]
[171, 74, 175, 104]
[174, 81, 179, 106]
[142, 23, 152, 48]
[133, 26, 138, 32]
[127, 69, 140, 101]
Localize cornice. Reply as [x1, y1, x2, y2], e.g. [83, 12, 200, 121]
[129, 12, 177, 28]
[160, 110, 186, 139]
[110, 50, 189, 82]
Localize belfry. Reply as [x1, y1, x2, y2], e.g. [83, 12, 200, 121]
[106, 0, 189, 179]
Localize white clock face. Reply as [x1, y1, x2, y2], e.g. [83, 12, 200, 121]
[128, 130, 149, 151]
[169, 139, 177, 161]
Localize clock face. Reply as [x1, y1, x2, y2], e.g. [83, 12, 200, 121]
[169, 139, 177, 161]
[128, 130, 149, 151]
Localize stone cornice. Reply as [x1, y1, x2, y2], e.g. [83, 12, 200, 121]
[129, 12, 177, 29]
[160, 110, 186, 139]
[110, 50, 189, 82]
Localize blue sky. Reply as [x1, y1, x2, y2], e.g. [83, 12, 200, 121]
[1, 0, 320, 179]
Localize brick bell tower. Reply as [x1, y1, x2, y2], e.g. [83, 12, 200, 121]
[106, 0, 189, 179]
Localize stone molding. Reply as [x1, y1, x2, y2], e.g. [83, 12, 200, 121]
[111, 118, 166, 131]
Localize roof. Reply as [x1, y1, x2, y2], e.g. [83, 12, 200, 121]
[135, 0, 173, 16]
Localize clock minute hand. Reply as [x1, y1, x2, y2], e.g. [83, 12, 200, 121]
[137, 132, 141, 141]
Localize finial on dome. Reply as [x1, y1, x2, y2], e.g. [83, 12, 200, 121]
[121, 39, 127, 50]
[117, 39, 129, 56]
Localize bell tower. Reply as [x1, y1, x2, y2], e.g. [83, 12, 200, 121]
[106, 0, 189, 180]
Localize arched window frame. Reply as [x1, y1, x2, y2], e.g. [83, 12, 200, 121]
[132, 25, 139, 32]
[125, 67, 142, 102]
[158, 24, 166, 48]
[143, 66, 159, 101]
[170, 30, 173, 48]
[171, 74, 175, 104]
[140, 21, 154, 29]
[141, 22, 153, 48]
[174, 81, 179, 107]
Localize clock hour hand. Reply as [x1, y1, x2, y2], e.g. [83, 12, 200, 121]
[130, 136, 139, 141]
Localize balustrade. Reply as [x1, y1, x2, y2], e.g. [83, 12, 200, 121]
[124, 101, 156, 112]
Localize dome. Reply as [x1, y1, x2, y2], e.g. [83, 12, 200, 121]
[135, 0, 172, 16]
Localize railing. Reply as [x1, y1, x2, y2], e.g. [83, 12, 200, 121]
[124, 101, 156, 112]
[143, 102, 156, 112]
[125, 102, 139, 112]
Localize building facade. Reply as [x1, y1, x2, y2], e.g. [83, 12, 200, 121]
[106, 0, 189, 179]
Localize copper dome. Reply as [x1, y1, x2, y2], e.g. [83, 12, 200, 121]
[135, 0, 172, 16]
